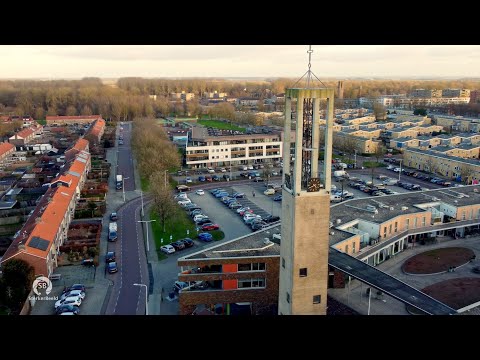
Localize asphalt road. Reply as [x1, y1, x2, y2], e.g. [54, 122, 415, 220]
[117, 122, 135, 191]
[109, 123, 147, 315]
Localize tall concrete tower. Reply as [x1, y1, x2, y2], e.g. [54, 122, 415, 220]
[337, 81, 344, 99]
[278, 47, 335, 315]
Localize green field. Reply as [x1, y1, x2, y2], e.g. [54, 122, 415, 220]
[198, 120, 245, 132]
[150, 207, 225, 258]
[37, 119, 47, 125]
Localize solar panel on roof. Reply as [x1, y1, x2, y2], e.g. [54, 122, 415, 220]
[28, 236, 50, 251]
[68, 171, 80, 177]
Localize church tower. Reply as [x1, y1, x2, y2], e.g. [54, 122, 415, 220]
[278, 47, 334, 315]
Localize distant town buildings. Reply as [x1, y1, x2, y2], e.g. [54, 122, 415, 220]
[46, 115, 104, 126]
[170, 91, 195, 101]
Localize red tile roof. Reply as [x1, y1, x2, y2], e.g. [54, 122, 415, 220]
[12, 128, 35, 139]
[1, 141, 90, 268]
[86, 119, 106, 140]
[0, 142, 15, 157]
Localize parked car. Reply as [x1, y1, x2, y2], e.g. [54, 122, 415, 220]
[56, 304, 80, 315]
[212, 175, 220, 181]
[223, 174, 230, 180]
[205, 175, 212, 182]
[198, 176, 206, 182]
[185, 177, 193, 184]
[201, 223, 220, 231]
[195, 189, 205, 195]
[272, 171, 279, 176]
[251, 221, 268, 231]
[198, 232, 213, 242]
[105, 251, 116, 263]
[81, 258, 94, 266]
[171, 241, 186, 251]
[63, 284, 86, 294]
[180, 238, 194, 248]
[263, 215, 280, 223]
[207, 167, 215, 173]
[55, 296, 82, 309]
[273, 195, 282, 201]
[107, 262, 118, 274]
[196, 218, 212, 226]
[110, 212, 118, 221]
[233, 192, 245, 198]
[264, 188, 276, 196]
[60, 289, 85, 302]
[160, 245, 175, 254]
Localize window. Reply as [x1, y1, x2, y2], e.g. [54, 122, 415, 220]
[406, 218, 410, 229]
[238, 263, 266, 272]
[345, 244, 349, 254]
[383, 227, 387, 238]
[282, 258, 285, 269]
[299, 268, 307, 277]
[394, 221, 398, 232]
[462, 212, 466, 220]
[238, 279, 252, 288]
[389, 224, 392, 234]
[352, 242, 356, 254]
[422, 217, 426, 227]
[252, 278, 265, 288]
[286, 292, 290, 303]
[313, 295, 321, 304]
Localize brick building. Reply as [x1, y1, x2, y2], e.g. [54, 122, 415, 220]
[46, 115, 103, 126]
[177, 231, 281, 315]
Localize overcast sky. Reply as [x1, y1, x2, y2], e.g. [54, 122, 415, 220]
[0, 45, 479, 79]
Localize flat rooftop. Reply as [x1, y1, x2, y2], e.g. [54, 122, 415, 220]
[181, 225, 281, 260]
[181, 185, 480, 262]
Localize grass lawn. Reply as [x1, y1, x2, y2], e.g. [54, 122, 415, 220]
[37, 119, 46, 125]
[198, 120, 245, 132]
[149, 208, 226, 258]
[150, 208, 197, 248]
[363, 161, 386, 168]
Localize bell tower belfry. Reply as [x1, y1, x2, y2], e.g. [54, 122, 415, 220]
[278, 46, 334, 315]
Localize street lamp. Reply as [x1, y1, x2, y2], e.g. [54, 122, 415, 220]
[122, 177, 130, 203]
[354, 149, 357, 169]
[137, 219, 156, 252]
[398, 159, 403, 182]
[340, 178, 345, 202]
[140, 190, 144, 217]
[133, 283, 148, 315]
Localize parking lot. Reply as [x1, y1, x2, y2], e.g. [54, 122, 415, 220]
[30, 265, 110, 315]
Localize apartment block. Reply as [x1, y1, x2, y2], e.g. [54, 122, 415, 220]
[404, 148, 480, 182]
[185, 126, 282, 168]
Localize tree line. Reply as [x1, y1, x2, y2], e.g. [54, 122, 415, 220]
[0, 78, 479, 121]
[131, 118, 181, 231]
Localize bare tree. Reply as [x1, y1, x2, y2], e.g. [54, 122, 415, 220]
[373, 144, 386, 163]
[373, 103, 387, 121]
[424, 157, 439, 175]
[459, 165, 475, 184]
[342, 135, 357, 160]
[149, 171, 178, 232]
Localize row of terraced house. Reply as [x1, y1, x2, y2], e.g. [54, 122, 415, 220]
[0, 117, 106, 277]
